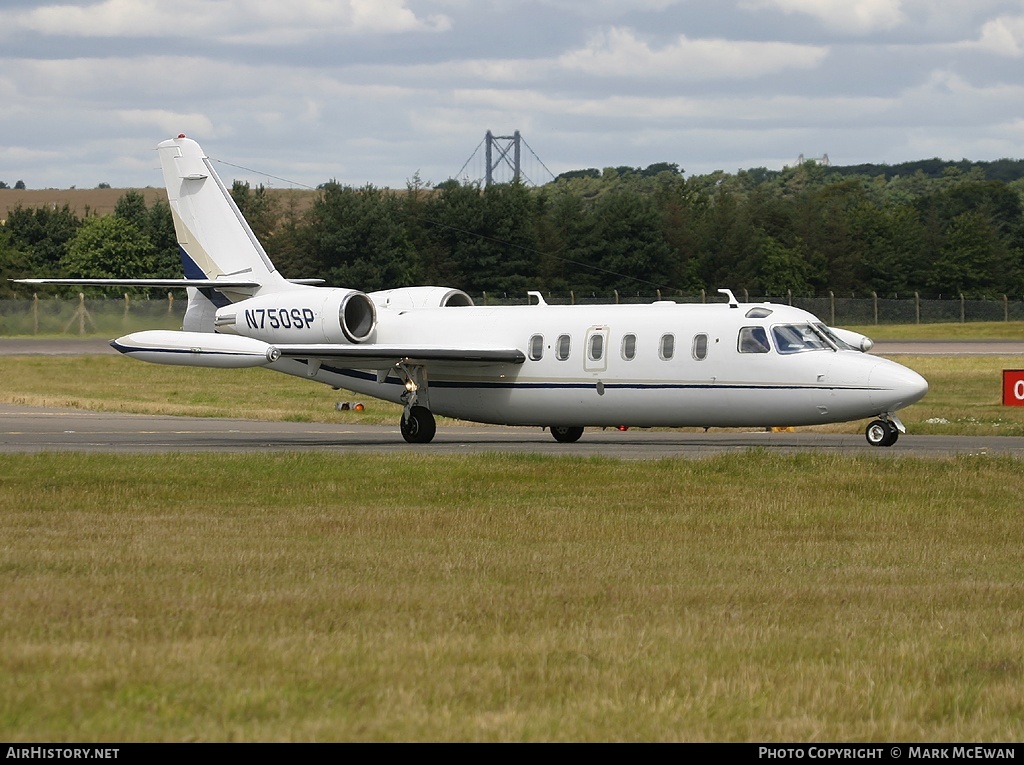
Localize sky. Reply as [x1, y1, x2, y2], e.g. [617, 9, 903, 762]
[1, 0, 1023, 191]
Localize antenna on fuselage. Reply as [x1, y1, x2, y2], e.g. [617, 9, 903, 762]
[718, 289, 739, 308]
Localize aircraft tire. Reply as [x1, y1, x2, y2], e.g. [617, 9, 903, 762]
[401, 406, 436, 444]
[550, 425, 584, 443]
[865, 419, 898, 447]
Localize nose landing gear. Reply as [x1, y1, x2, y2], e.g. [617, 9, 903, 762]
[865, 414, 904, 447]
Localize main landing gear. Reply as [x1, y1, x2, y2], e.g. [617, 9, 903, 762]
[401, 405, 436, 444]
[549, 426, 584, 443]
[865, 416, 902, 447]
[396, 361, 437, 444]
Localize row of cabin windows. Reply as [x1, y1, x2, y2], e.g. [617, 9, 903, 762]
[529, 332, 710, 362]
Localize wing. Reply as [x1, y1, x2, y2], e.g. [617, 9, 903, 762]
[273, 343, 526, 369]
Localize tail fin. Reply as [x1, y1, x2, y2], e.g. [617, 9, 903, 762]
[157, 135, 289, 295]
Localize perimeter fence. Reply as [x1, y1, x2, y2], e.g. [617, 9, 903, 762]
[2, 290, 1023, 336]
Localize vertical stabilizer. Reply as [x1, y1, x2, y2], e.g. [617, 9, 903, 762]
[157, 135, 288, 295]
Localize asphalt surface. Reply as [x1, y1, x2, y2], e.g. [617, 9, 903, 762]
[1, 403, 1022, 458]
[3, 338, 1023, 459]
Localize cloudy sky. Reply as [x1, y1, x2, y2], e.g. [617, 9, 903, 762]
[1, 0, 1023, 191]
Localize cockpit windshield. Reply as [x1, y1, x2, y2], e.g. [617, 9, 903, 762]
[771, 324, 833, 354]
[813, 323, 858, 351]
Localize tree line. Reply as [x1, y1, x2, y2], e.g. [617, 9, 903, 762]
[2, 157, 1023, 300]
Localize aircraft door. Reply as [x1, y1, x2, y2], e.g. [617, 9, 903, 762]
[584, 326, 609, 374]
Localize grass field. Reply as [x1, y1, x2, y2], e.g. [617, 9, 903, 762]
[2, 451, 1023, 742]
[2, 342, 1023, 742]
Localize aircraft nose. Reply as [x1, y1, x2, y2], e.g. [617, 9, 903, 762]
[868, 359, 929, 411]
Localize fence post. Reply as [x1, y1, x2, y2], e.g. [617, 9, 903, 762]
[167, 291, 173, 314]
[871, 291, 878, 325]
[570, 290, 575, 306]
[915, 292, 920, 324]
[614, 290, 619, 304]
[657, 289, 662, 301]
[124, 293, 130, 322]
[1004, 294, 1009, 322]
[700, 288, 705, 303]
[33, 294, 39, 335]
[960, 293, 965, 323]
[482, 291, 487, 305]
[829, 290, 835, 326]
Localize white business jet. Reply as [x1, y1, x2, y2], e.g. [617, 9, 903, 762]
[18, 135, 928, 446]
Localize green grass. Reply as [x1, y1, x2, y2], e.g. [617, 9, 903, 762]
[2, 451, 1023, 742]
[845, 321, 1024, 341]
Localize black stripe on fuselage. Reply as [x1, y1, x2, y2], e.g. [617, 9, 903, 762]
[313, 363, 881, 394]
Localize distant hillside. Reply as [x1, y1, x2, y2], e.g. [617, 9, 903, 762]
[824, 157, 1024, 183]
[0, 187, 320, 221]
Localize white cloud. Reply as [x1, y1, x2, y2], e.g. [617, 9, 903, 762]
[0, 0, 450, 42]
[557, 27, 828, 80]
[967, 15, 1024, 56]
[741, 0, 906, 34]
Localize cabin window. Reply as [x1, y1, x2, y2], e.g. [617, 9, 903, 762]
[588, 333, 604, 362]
[692, 333, 708, 360]
[659, 333, 675, 360]
[529, 334, 544, 361]
[621, 333, 637, 361]
[555, 334, 571, 361]
[738, 326, 770, 354]
[772, 324, 831, 354]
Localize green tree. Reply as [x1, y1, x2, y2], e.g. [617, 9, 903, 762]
[0, 226, 35, 297]
[589, 190, 675, 297]
[113, 190, 149, 230]
[230, 181, 278, 243]
[305, 183, 414, 290]
[757, 236, 813, 297]
[925, 210, 1015, 297]
[5, 204, 81, 271]
[60, 216, 154, 282]
[146, 199, 181, 278]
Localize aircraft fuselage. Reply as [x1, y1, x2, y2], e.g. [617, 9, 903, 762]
[268, 300, 927, 430]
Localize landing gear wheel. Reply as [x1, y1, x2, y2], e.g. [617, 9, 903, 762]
[550, 426, 584, 443]
[401, 405, 436, 444]
[865, 419, 899, 447]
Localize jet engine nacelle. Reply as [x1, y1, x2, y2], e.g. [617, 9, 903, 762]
[214, 288, 377, 344]
[367, 286, 474, 311]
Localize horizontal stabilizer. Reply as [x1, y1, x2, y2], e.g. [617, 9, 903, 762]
[14, 278, 260, 289]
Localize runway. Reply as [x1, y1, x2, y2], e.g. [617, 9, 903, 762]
[2, 404, 1023, 459]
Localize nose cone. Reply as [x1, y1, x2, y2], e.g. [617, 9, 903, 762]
[869, 359, 929, 411]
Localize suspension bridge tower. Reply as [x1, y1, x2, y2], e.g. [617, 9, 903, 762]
[485, 130, 521, 186]
[458, 130, 555, 187]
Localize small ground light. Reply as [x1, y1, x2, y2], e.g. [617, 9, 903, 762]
[354, 403, 364, 411]
[617, 425, 629, 431]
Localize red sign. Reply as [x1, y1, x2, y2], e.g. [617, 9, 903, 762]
[1003, 370, 1024, 406]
